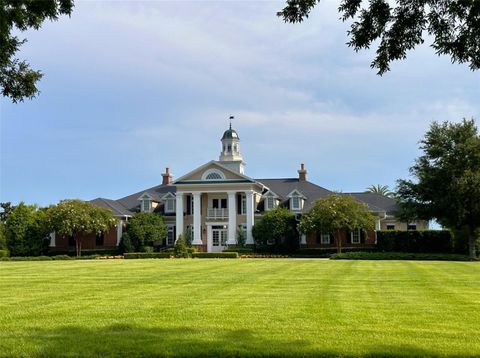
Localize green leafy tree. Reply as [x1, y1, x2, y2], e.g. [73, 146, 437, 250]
[1, 0, 74, 102]
[397, 119, 480, 259]
[299, 194, 375, 253]
[48, 199, 115, 257]
[0, 202, 15, 224]
[252, 207, 298, 253]
[5, 203, 50, 256]
[366, 184, 395, 198]
[125, 212, 167, 252]
[278, 0, 480, 75]
[0, 221, 6, 252]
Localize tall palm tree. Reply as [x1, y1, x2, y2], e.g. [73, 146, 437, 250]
[366, 184, 395, 198]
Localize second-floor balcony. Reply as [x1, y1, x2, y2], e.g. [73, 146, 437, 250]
[207, 208, 228, 219]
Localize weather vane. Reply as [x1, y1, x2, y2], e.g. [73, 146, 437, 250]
[229, 115, 234, 129]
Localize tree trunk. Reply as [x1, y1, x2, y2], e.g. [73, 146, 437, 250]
[468, 234, 477, 260]
[75, 236, 82, 257]
[337, 230, 342, 254]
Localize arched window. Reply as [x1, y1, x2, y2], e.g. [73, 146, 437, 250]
[202, 168, 226, 181]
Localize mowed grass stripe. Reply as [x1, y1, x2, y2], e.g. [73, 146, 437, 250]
[0, 259, 479, 357]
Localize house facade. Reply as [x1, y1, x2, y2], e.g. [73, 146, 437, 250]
[50, 123, 427, 252]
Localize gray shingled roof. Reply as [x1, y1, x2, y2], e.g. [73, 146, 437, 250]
[90, 198, 133, 217]
[90, 179, 398, 216]
[344, 192, 398, 214]
[255, 178, 333, 211]
[116, 184, 176, 212]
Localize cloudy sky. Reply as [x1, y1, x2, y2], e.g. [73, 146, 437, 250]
[1, 0, 479, 206]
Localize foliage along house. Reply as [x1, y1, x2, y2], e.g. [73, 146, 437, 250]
[50, 122, 427, 252]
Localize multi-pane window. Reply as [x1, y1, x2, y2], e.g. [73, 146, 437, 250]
[266, 197, 275, 210]
[386, 224, 395, 230]
[407, 223, 417, 230]
[206, 172, 222, 180]
[167, 226, 175, 246]
[241, 195, 247, 214]
[351, 229, 361, 244]
[321, 233, 330, 244]
[291, 196, 300, 210]
[142, 199, 151, 212]
[165, 198, 175, 213]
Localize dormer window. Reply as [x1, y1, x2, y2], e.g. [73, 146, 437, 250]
[288, 190, 305, 211]
[263, 190, 278, 211]
[162, 192, 176, 213]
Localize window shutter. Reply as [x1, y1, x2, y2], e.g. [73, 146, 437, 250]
[345, 230, 350, 244]
[329, 233, 334, 245]
[186, 195, 191, 215]
[173, 226, 176, 239]
[237, 194, 242, 214]
[360, 229, 366, 244]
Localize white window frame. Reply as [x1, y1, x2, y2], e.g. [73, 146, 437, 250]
[266, 196, 275, 211]
[166, 225, 175, 246]
[142, 199, 151, 212]
[321, 233, 331, 244]
[351, 229, 361, 244]
[241, 194, 246, 215]
[165, 198, 175, 213]
[291, 195, 301, 211]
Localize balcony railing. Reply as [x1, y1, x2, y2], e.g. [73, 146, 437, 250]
[207, 208, 228, 219]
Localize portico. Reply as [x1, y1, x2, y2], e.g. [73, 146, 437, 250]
[174, 186, 258, 251]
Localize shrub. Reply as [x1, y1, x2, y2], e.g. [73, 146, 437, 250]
[330, 252, 470, 261]
[236, 227, 246, 247]
[376, 230, 453, 253]
[124, 253, 172, 259]
[48, 249, 119, 257]
[291, 248, 377, 258]
[52, 255, 74, 260]
[192, 252, 238, 258]
[125, 212, 167, 251]
[174, 235, 189, 258]
[0, 249, 8, 258]
[118, 232, 134, 253]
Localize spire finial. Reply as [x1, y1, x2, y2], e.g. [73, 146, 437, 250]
[229, 115, 234, 130]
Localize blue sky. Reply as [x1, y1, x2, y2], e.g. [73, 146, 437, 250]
[1, 0, 479, 207]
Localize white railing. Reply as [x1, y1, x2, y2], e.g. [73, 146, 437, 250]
[207, 208, 228, 219]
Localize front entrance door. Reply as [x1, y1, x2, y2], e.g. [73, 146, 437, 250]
[211, 226, 228, 252]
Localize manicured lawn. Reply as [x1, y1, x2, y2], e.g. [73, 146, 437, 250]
[0, 259, 479, 357]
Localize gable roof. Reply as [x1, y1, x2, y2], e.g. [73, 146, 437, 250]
[174, 160, 255, 184]
[116, 184, 176, 212]
[89, 198, 133, 217]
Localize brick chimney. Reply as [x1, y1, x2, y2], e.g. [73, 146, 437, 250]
[162, 167, 173, 185]
[298, 163, 307, 181]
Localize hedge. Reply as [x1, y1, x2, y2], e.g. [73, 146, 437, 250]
[192, 252, 238, 258]
[223, 248, 254, 254]
[0, 250, 8, 258]
[0, 255, 100, 261]
[291, 248, 377, 258]
[330, 252, 470, 261]
[48, 249, 119, 256]
[123, 253, 172, 259]
[376, 230, 453, 253]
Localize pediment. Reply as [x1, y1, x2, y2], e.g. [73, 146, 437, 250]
[174, 161, 254, 183]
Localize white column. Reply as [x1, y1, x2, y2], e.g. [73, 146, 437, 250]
[227, 191, 237, 245]
[116, 219, 123, 246]
[49, 232, 56, 247]
[246, 190, 254, 245]
[175, 191, 184, 241]
[193, 192, 202, 245]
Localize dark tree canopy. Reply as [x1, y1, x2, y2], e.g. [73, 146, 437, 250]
[278, 0, 480, 74]
[0, 0, 74, 103]
[397, 119, 480, 259]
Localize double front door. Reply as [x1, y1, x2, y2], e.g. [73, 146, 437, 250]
[211, 226, 228, 252]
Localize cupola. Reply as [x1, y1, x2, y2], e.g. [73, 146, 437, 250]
[218, 116, 245, 174]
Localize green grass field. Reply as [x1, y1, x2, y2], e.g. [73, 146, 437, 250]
[0, 259, 479, 357]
